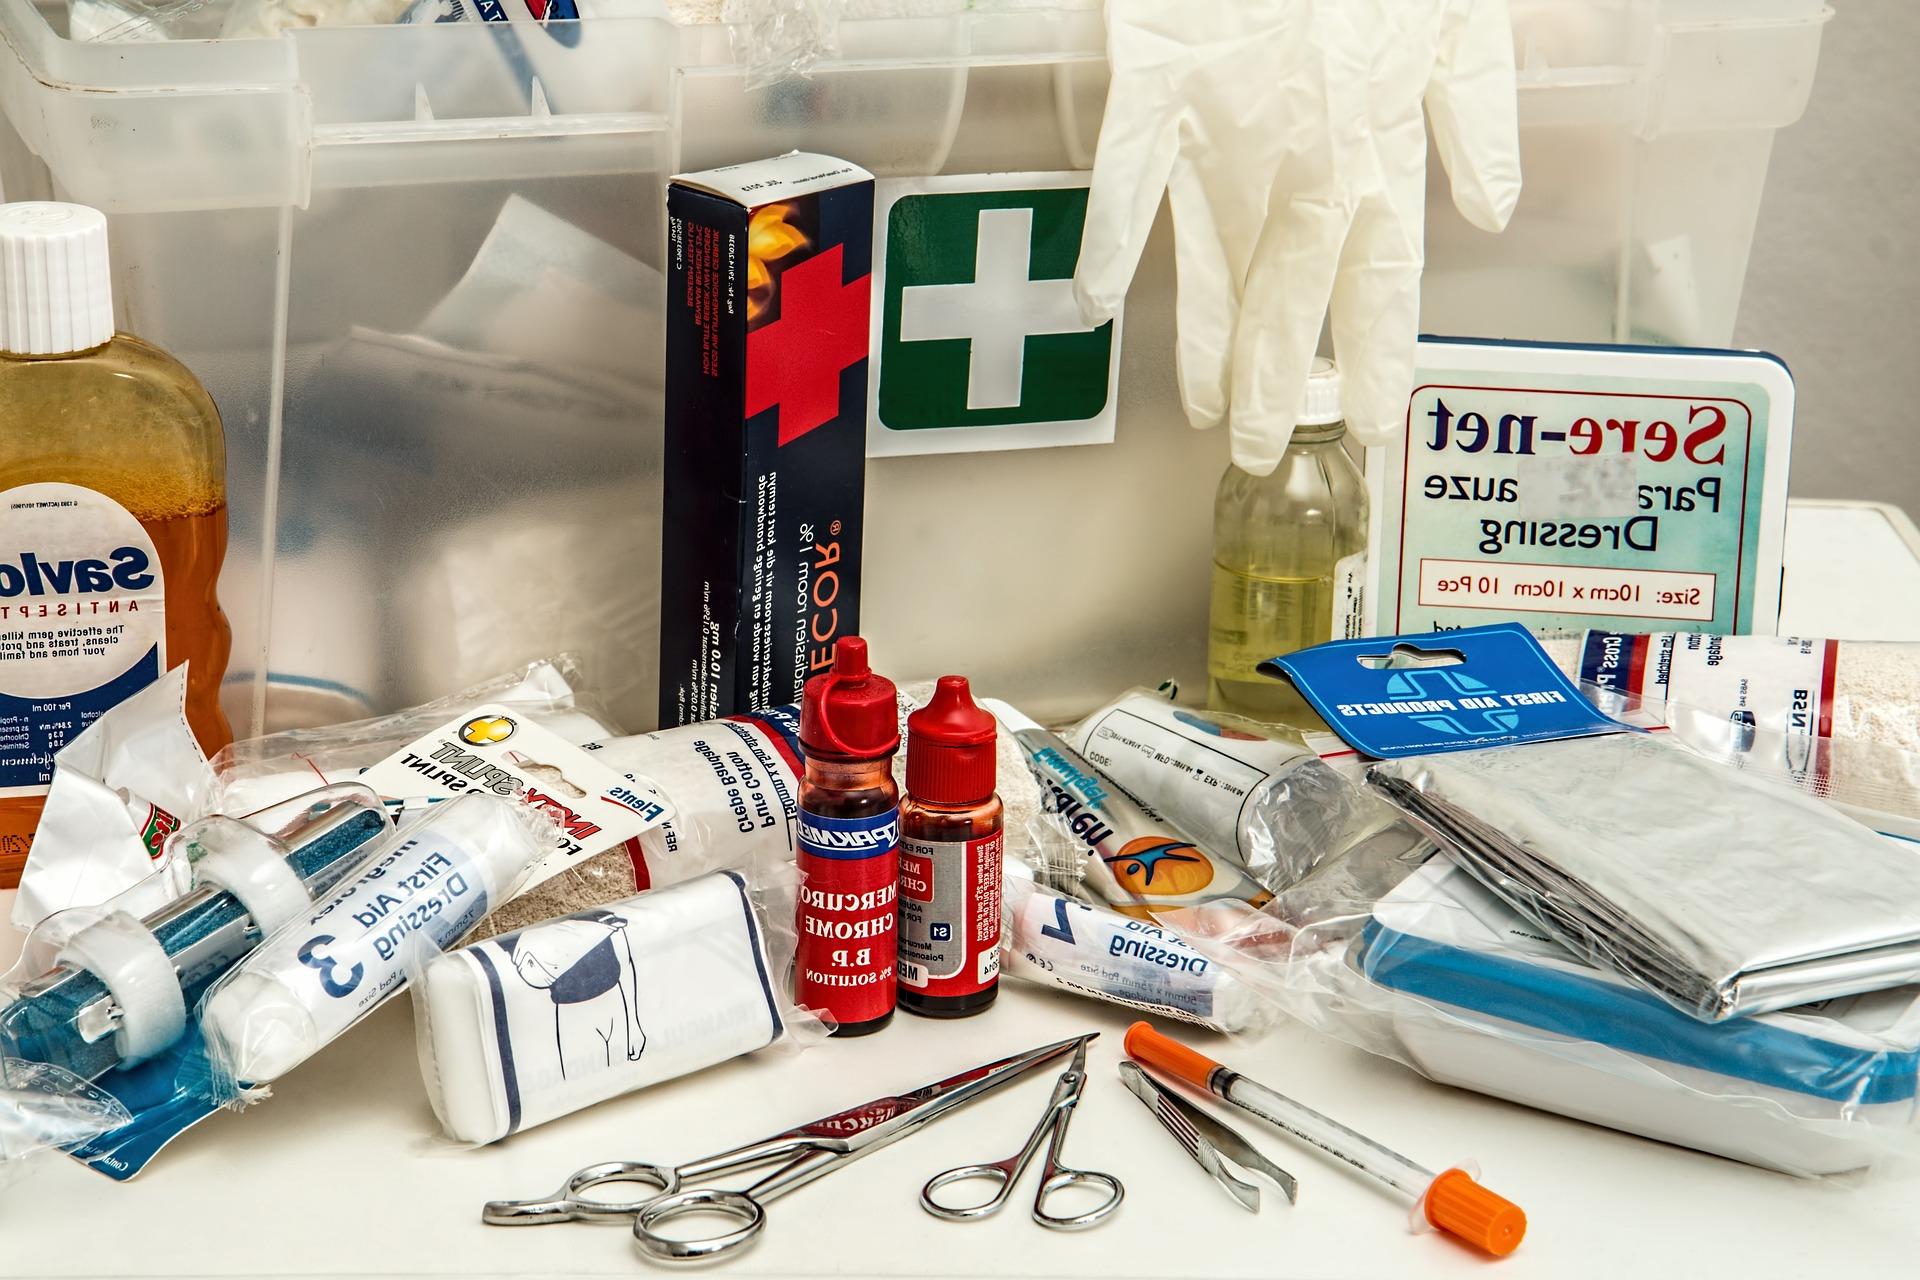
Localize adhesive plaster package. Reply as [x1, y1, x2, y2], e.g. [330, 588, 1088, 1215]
[412, 868, 813, 1145]
[1368, 337, 1793, 637]
[199, 794, 554, 1090]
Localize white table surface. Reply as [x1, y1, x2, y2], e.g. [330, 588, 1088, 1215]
[4, 498, 1919, 1279]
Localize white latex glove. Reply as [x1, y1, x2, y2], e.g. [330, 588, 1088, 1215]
[1075, 0, 1520, 475]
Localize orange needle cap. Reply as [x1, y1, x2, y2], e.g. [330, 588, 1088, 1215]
[1425, 1168, 1527, 1256]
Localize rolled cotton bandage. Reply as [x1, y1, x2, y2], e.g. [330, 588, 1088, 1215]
[200, 794, 548, 1086]
[415, 871, 788, 1144]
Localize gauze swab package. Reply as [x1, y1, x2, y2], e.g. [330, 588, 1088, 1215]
[412, 868, 817, 1145]
[199, 794, 554, 1090]
[1001, 866, 1265, 1034]
[1067, 690, 1361, 892]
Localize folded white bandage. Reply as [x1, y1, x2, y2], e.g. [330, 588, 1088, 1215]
[417, 871, 786, 1144]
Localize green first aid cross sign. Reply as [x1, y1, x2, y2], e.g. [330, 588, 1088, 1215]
[868, 172, 1124, 456]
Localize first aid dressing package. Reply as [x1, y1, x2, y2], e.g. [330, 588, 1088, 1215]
[1367, 337, 1793, 636]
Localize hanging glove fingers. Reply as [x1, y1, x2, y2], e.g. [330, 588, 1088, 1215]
[1228, 194, 1354, 476]
[1427, 0, 1522, 232]
[1327, 195, 1426, 447]
[1163, 154, 1237, 430]
[1073, 0, 1198, 325]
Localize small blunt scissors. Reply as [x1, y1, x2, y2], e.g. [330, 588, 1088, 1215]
[482, 1033, 1093, 1262]
[920, 1036, 1124, 1230]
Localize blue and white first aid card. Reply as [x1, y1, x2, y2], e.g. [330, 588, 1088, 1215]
[1367, 336, 1793, 637]
[1263, 623, 1631, 758]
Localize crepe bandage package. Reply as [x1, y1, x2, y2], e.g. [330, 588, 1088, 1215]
[415, 871, 789, 1144]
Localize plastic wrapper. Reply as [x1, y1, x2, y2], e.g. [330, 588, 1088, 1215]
[1228, 834, 1920, 1177]
[2, 786, 389, 1082]
[198, 793, 555, 1099]
[721, 0, 843, 86]
[14, 667, 213, 933]
[208, 656, 618, 818]
[1, 787, 392, 1180]
[1369, 731, 1920, 1022]
[0, 1059, 131, 1192]
[409, 864, 823, 1144]
[1540, 631, 1920, 839]
[1067, 689, 1364, 892]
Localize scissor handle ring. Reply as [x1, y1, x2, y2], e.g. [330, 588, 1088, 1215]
[482, 1161, 677, 1226]
[633, 1188, 766, 1261]
[1032, 1167, 1125, 1232]
[919, 1161, 1017, 1220]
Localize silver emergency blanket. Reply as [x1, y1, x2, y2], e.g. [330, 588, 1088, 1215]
[1368, 732, 1920, 1022]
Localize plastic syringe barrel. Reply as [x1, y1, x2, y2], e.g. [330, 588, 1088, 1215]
[1124, 1017, 1431, 1195]
[0, 804, 388, 1079]
[1218, 1071, 1432, 1199]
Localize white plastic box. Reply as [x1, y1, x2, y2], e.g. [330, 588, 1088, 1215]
[0, 0, 1833, 735]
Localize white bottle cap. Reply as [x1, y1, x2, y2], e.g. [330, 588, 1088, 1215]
[1298, 356, 1344, 426]
[0, 202, 114, 357]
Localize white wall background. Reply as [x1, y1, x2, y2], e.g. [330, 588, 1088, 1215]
[1735, 0, 1920, 517]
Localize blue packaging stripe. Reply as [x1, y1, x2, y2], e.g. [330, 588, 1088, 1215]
[473, 947, 523, 1137]
[721, 869, 785, 1044]
[1358, 920, 1920, 1105]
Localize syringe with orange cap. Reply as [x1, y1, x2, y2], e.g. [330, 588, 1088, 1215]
[1124, 1022, 1527, 1257]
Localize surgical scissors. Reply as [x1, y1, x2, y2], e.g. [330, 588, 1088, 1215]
[919, 1036, 1123, 1230]
[482, 1033, 1093, 1262]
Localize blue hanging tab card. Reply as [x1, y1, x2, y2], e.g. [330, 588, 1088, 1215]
[1261, 622, 1632, 759]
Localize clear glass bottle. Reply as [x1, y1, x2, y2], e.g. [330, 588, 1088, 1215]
[1208, 359, 1368, 724]
[0, 203, 232, 886]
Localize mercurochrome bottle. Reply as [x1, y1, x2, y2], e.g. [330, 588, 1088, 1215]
[1208, 358, 1368, 723]
[0, 202, 233, 886]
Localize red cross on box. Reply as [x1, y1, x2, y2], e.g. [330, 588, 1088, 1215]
[746, 245, 871, 446]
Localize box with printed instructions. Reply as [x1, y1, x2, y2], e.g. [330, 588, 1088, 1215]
[1367, 337, 1793, 637]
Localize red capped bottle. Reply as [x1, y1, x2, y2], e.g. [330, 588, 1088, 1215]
[898, 676, 1002, 1018]
[795, 636, 901, 1037]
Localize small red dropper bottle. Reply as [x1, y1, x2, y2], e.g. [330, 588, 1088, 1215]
[796, 637, 901, 1037]
[898, 676, 1003, 1019]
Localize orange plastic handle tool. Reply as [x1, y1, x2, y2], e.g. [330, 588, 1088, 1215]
[1124, 1021, 1222, 1092]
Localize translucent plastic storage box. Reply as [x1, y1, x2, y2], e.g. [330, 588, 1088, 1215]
[0, 0, 1831, 734]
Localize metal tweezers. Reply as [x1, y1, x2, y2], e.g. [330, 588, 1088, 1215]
[1118, 1060, 1298, 1211]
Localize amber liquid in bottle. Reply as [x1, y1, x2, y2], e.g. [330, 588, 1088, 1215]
[0, 334, 234, 884]
[798, 754, 900, 1037]
[898, 791, 1003, 1018]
